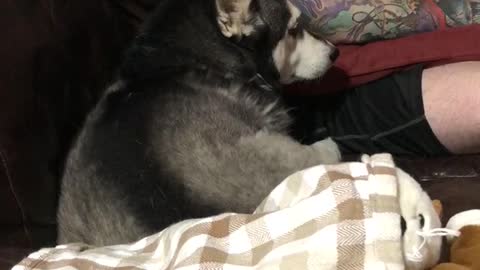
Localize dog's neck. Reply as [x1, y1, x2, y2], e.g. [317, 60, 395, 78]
[120, 0, 267, 88]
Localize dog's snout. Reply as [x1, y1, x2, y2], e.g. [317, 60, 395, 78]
[329, 48, 339, 62]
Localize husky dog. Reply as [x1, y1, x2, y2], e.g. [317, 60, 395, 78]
[58, 0, 341, 246]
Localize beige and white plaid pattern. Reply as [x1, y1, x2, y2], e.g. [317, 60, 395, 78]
[14, 154, 404, 270]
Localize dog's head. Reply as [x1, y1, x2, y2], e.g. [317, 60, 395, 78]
[216, 0, 338, 84]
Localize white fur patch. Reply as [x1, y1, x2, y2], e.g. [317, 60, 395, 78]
[273, 3, 335, 84]
[446, 209, 480, 241]
[287, 1, 301, 28]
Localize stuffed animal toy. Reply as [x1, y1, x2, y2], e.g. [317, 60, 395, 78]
[397, 169, 442, 270]
[432, 209, 480, 270]
[362, 155, 445, 270]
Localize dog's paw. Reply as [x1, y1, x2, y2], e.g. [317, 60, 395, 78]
[312, 137, 342, 164]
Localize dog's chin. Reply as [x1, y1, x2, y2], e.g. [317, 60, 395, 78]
[279, 76, 299, 85]
[280, 68, 332, 85]
[280, 61, 334, 85]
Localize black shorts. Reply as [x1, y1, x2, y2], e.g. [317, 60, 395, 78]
[287, 65, 451, 156]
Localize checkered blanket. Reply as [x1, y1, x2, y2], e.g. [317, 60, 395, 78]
[14, 154, 404, 270]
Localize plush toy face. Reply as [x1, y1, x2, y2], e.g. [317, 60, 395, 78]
[397, 169, 442, 270]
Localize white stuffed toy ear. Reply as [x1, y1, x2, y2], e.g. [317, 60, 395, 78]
[397, 168, 442, 270]
[445, 210, 480, 242]
[216, 0, 255, 38]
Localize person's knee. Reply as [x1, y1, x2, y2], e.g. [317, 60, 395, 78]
[422, 61, 480, 154]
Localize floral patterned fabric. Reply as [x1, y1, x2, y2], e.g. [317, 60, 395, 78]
[291, 0, 480, 43]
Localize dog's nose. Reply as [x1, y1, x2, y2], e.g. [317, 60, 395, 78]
[329, 48, 339, 62]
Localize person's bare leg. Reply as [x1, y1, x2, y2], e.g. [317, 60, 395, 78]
[422, 61, 480, 154]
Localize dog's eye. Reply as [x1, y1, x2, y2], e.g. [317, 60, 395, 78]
[288, 24, 300, 36]
[419, 214, 425, 228]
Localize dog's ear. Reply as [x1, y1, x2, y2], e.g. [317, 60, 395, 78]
[216, 0, 255, 38]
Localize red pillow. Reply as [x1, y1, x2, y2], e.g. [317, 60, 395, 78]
[287, 24, 480, 95]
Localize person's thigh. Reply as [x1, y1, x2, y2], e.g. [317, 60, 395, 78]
[288, 65, 451, 156]
[422, 61, 480, 154]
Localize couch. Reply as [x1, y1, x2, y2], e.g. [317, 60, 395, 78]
[1, 1, 479, 269]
